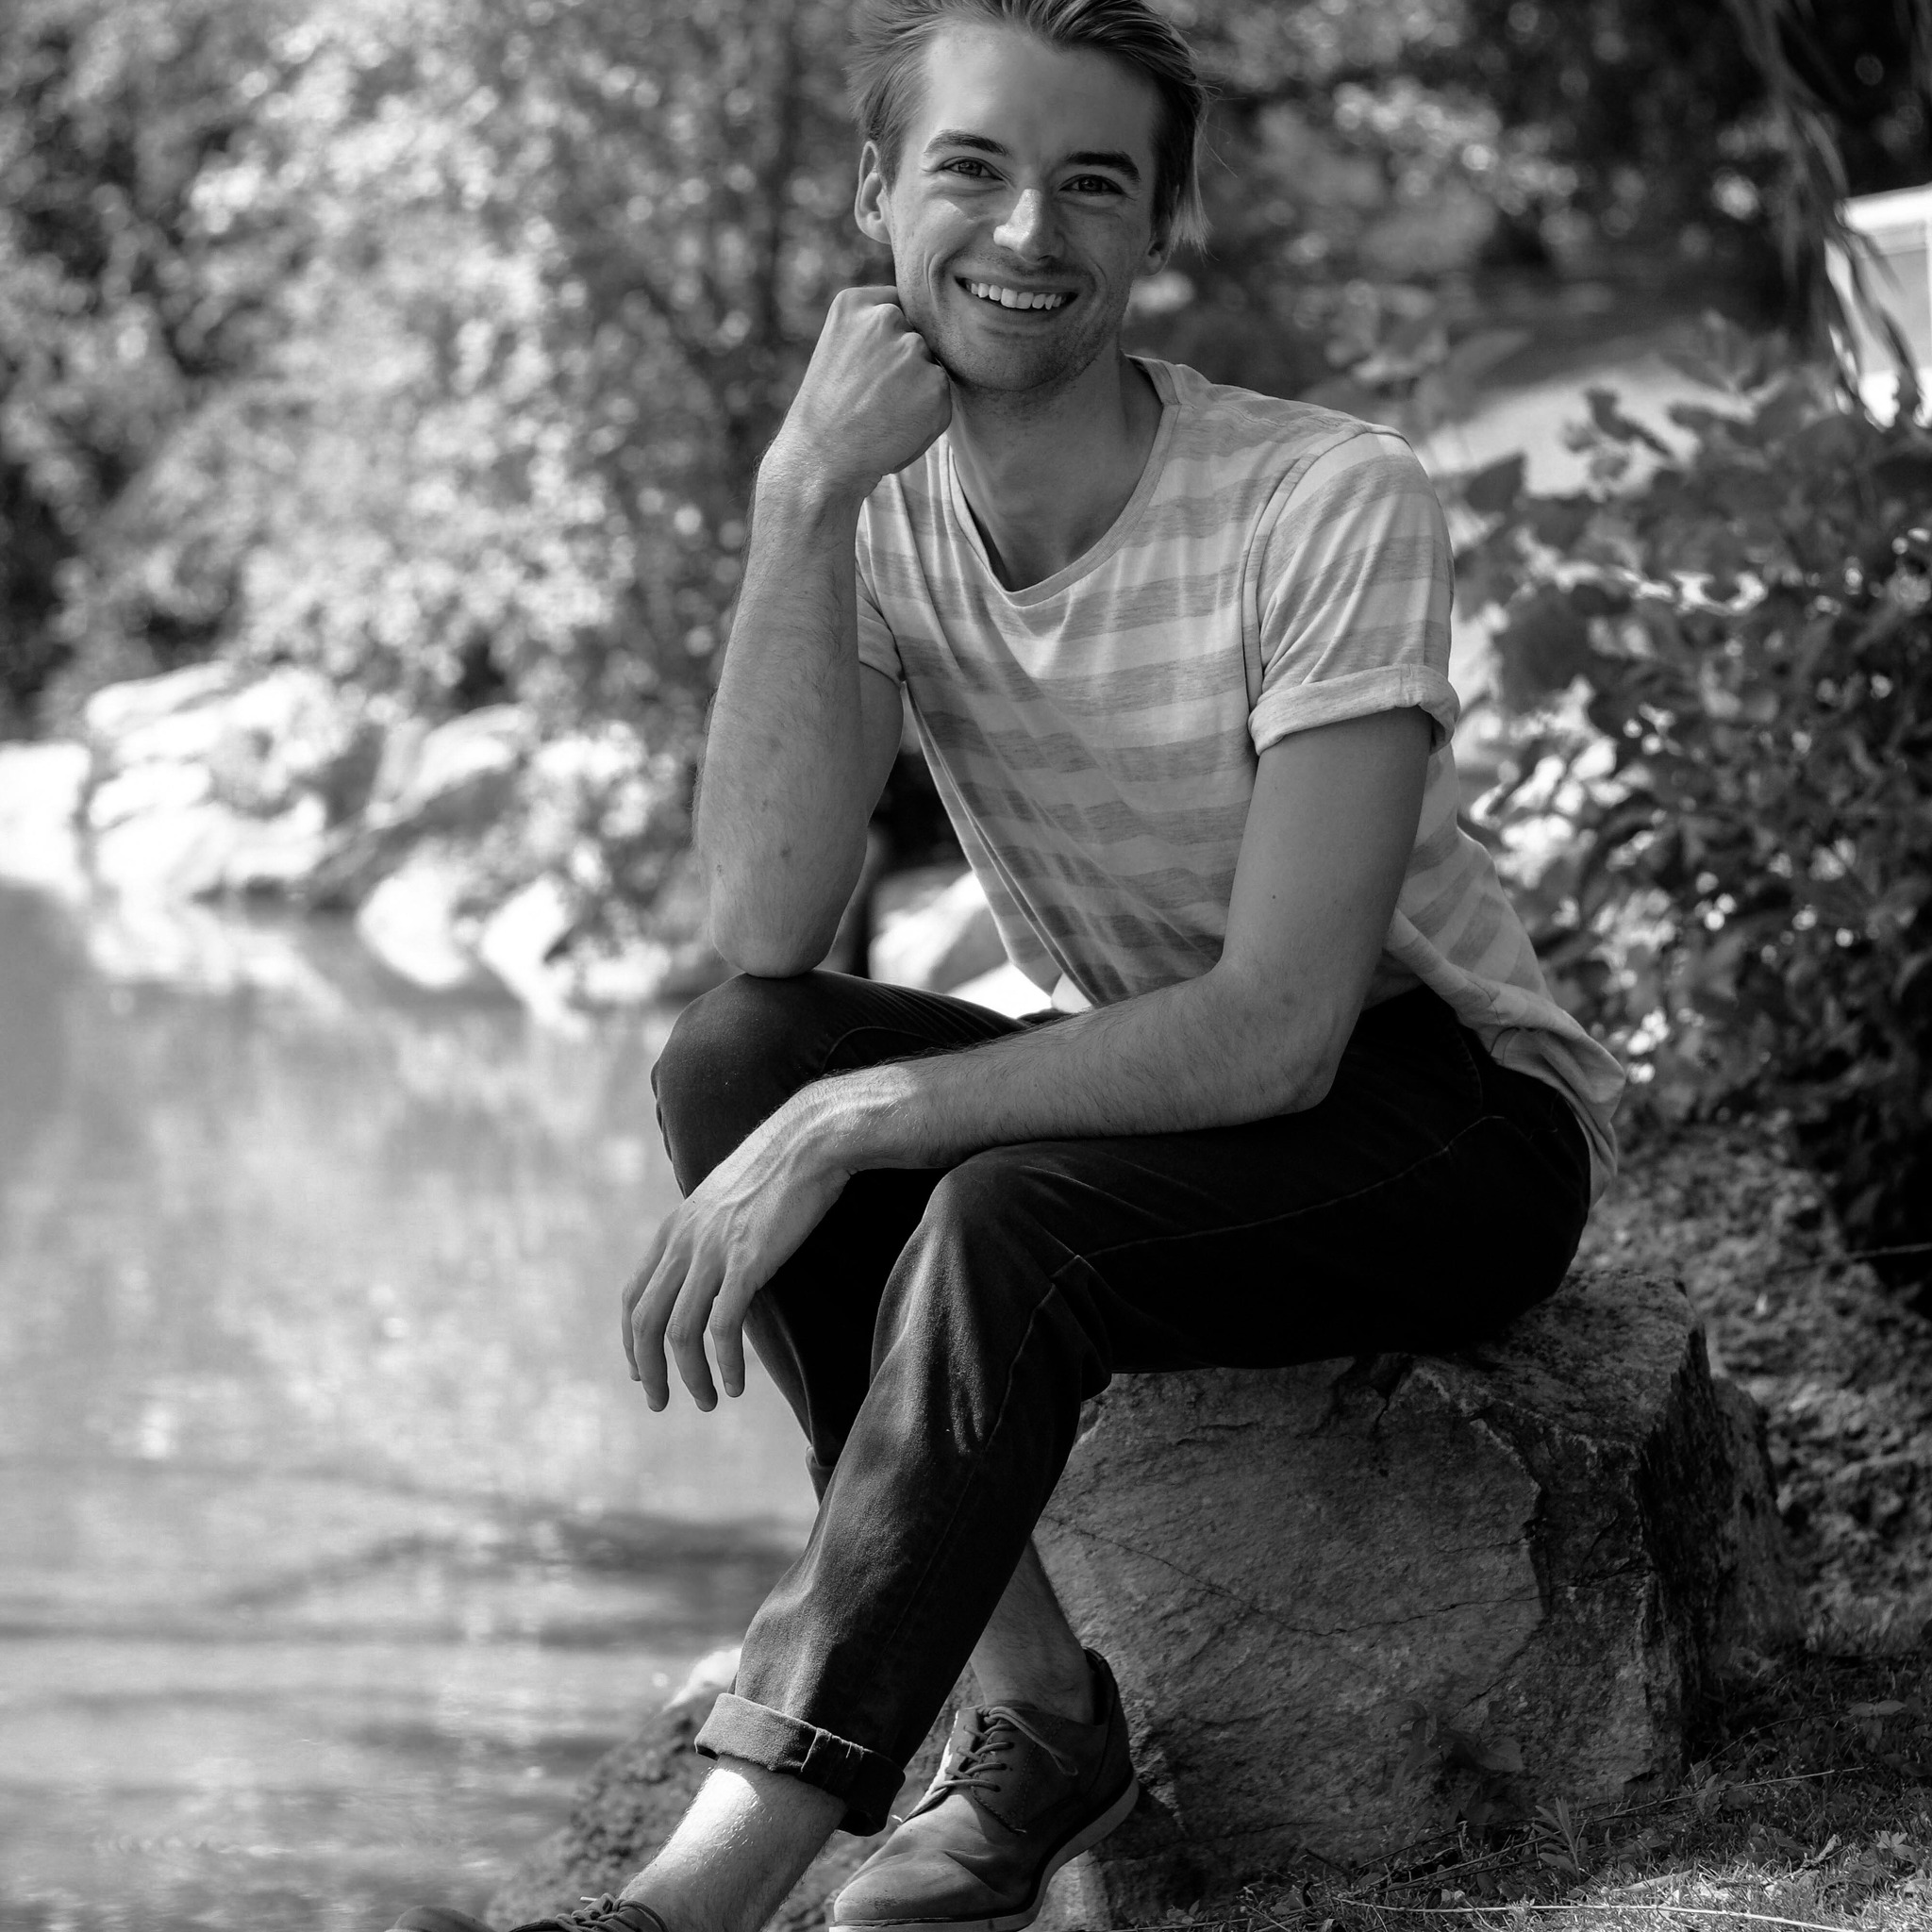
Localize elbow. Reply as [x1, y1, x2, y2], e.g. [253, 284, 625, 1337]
[708, 891, 839, 980]
[1282, 1047, 1341, 1114]
[1279, 1003, 1358, 1112]
[1253, 1029, 1341, 1117]
[1222, 977, 1352, 1117]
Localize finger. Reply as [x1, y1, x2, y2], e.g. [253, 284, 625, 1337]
[620, 1221, 673, 1381]
[708, 1272, 757, 1401]
[664, 1256, 725, 1412]
[630, 1239, 689, 1412]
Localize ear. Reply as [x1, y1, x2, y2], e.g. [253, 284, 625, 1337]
[1142, 228, 1173, 276]
[854, 140, 893, 247]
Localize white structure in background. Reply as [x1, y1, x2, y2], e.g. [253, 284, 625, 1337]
[1830, 181, 1932, 419]
[868, 865, 1042, 1018]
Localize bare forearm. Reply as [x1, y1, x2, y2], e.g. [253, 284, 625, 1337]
[798, 963, 1355, 1172]
[695, 285, 952, 974]
[697, 467, 874, 972]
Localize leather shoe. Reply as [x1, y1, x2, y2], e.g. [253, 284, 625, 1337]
[830, 1650, 1138, 1932]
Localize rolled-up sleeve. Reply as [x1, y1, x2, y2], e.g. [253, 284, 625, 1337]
[1247, 429, 1458, 755]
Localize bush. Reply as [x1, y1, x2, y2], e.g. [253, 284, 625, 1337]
[1456, 319, 1932, 1307]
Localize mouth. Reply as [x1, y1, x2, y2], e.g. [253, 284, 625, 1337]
[958, 278, 1073, 313]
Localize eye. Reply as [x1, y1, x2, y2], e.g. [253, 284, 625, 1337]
[940, 157, 997, 180]
[1064, 175, 1126, 196]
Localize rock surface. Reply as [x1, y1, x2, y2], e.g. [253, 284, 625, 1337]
[489, 1269, 1794, 1928]
[7, 666, 720, 1016]
[0, 741, 91, 899]
[1034, 1266, 1799, 1912]
[14, 663, 1041, 1021]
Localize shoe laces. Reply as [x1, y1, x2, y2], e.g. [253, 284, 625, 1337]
[930, 1705, 1079, 1801]
[520, 1897, 667, 1932]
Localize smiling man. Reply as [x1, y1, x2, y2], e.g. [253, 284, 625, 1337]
[392, 8, 1624, 1932]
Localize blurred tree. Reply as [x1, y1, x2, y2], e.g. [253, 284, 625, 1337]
[100, 0, 870, 749]
[0, 0, 295, 735]
[1134, 0, 1930, 390]
[4, 0, 1924, 782]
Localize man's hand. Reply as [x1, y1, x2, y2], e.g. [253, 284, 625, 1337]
[621, 1098, 854, 1412]
[764, 286, 952, 501]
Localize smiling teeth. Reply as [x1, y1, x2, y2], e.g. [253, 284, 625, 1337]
[967, 282, 1068, 310]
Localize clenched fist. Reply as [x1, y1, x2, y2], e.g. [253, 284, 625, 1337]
[763, 287, 952, 501]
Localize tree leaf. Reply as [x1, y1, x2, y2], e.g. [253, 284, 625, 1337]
[1463, 453, 1526, 514]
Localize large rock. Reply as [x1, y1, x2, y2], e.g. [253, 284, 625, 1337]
[79, 664, 368, 903]
[204, 665, 373, 819]
[81, 660, 237, 748]
[88, 758, 215, 831]
[91, 801, 249, 901]
[0, 741, 91, 899]
[38, 665, 700, 1023]
[91, 795, 331, 901]
[373, 703, 531, 835]
[354, 844, 496, 992]
[306, 706, 535, 910]
[477, 874, 588, 1035]
[493, 1270, 1793, 1929]
[1034, 1267, 1799, 1915]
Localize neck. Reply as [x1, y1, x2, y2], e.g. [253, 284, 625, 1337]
[946, 349, 1162, 591]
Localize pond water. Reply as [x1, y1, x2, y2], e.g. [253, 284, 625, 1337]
[0, 887, 815, 1932]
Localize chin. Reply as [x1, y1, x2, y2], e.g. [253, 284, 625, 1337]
[928, 327, 1097, 402]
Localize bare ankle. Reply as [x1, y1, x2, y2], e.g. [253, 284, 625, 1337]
[973, 1661, 1095, 1724]
[621, 1760, 841, 1932]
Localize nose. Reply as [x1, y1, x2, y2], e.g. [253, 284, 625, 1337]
[992, 187, 1058, 262]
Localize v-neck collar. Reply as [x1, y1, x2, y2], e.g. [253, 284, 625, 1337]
[941, 358, 1179, 608]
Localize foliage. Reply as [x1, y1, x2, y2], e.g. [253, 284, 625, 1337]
[1, 0, 872, 749]
[58, 0, 869, 743]
[0, 0, 297, 734]
[4, 0, 1928, 986]
[1128, 0, 1930, 397]
[9, 0, 1927, 734]
[1457, 317, 1932, 1301]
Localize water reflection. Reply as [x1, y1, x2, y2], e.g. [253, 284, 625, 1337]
[0, 888, 813, 1932]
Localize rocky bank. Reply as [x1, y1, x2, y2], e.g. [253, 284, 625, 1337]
[0, 662, 1025, 1018]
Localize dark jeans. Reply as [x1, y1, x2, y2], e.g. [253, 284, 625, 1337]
[651, 972, 1591, 1834]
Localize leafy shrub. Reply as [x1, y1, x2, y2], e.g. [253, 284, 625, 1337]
[1455, 319, 1932, 1306]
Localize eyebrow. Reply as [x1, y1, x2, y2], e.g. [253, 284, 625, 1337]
[922, 130, 1141, 182]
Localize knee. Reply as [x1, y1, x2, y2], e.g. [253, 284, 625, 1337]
[922, 1151, 1041, 1239]
[653, 972, 827, 1184]
[900, 1152, 1068, 1313]
[882, 1150, 1108, 1398]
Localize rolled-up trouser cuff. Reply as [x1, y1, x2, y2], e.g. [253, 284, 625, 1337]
[694, 1690, 905, 1836]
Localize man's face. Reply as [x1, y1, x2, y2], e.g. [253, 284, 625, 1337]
[856, 22, 1168, 401]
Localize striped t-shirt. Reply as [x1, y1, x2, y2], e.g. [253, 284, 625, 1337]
[854, 357, 1624, 1195]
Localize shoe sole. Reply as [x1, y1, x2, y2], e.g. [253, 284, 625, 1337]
[829, 1775, 1140, 1932]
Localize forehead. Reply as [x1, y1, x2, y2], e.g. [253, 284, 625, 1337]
[907, 20, 1161, 166]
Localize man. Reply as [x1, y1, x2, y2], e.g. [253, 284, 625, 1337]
[396, 5, 1623, 1932]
